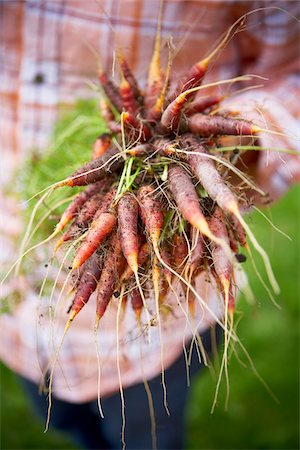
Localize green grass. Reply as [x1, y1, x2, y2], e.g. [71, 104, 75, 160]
[1, 101, 299, 449]
[186, 184, 299, 450]
[0, 363, 77, 450]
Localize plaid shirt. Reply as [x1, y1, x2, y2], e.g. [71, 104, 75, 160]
[1, 0, 299, 403]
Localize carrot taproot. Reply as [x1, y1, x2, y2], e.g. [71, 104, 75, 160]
[64, 147, 121, 187]
[137, 185, 164, 247]
[126, 144, 153, 156]
[55, 180, 107, 233]
[130, 287, 143, 321]
[188, 226, 205, 275]
[185, 95, 223, 116]
[170, 18, 245, 101]
[95, 233, 126, 322]
[228, 213, 247, 247]
[209, 207, 233, 289]
[183, 135, 239, 214]
[72, 212, 116, 270]
[172, 233, 188, 272]
[55, 193, 103, 250]
[117, 51, 141, 102]
[188, 113, 259, 137]
[72, 190, 117, 269]
[160, 93, 187, 131]
[117, 193, 139, 273]
[144, 2, 164, 119]
[119, 75, 139, 115]
[119, 242, 150, 283]
[99, 97, 121, 134]
[122, 111, 152, 143]
[69, 252, 102, 319]
[92, 134, 111, 160]
[98, 69, 123, 113]
[167, 164, 213, 240]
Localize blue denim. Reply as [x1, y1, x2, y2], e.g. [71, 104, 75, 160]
[20, 325, 221, 450]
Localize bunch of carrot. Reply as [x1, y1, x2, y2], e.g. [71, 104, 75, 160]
[6, 14, 289, 441]
[43, 17, 282, 340]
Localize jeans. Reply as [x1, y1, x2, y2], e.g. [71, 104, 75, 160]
[20, 325, 221, 450]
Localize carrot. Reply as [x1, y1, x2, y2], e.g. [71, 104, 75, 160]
[55, 193, 103, 250]
[98, 69, 123, 113]
[172, 233, 188, 272]
[188, 226, 205, 275]
[183, 135, 239, 214]
[137, 185, 164, 247]
[119, 242, 150, 283]
[64, 147, 121, 187]
[209, 207, 233, 291]
[72, 190, 117, 269]
[153, 137, 177, 156]
[95, 233, 126, 322]
[185, 95, 223, 116]
[170, 18, 245, 101]
[227, 224, 239, 254]
[119, 75, 139, 115]
[55, 180, 107, 233]
[160, 244, 172, 284]
[144, 2, 164, 120]
[117, 51, 142, 102]
[126, 144, 153, 156]
[188, 113, 259, 137]
[160, 93, 186, 131]
[228, 213, 247, 247]
[69, 264, 86, 292]
[68, 252, 102, 321]
[117, 193, 139, 273]
[130, 287, 143, 321]
[92, 133, 111, 160]
[99, 97, 121, 134]
[167, 164, 213, 240]
[122, 111, 152, 143]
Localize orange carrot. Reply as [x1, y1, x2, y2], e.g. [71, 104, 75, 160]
[122, 112, 152, 143]
[117, 193, 139, 273]
[137, 185, 164, 247]
[72, 190, 117, 269]
[118, 51, 141, 102]
[120, 76, 139, 115]
[55, 181, 107, 233]
[183, 135, 239, 214]
[209, 207, 234, 314]
[96, 233, 126, 321]
[92, 134, 111, 160]
[188, 226, 205, 274]
[167, 164, 211, 239]
[130, 287, 143, 321]
[55, 193, 103, 249]
[69, 252, 102, 319]
[120, 242, 150, 283]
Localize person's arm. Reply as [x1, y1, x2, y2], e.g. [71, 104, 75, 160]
[224, 2, 300, 201]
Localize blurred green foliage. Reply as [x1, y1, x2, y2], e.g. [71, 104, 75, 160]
[1, 100, 299, 449]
